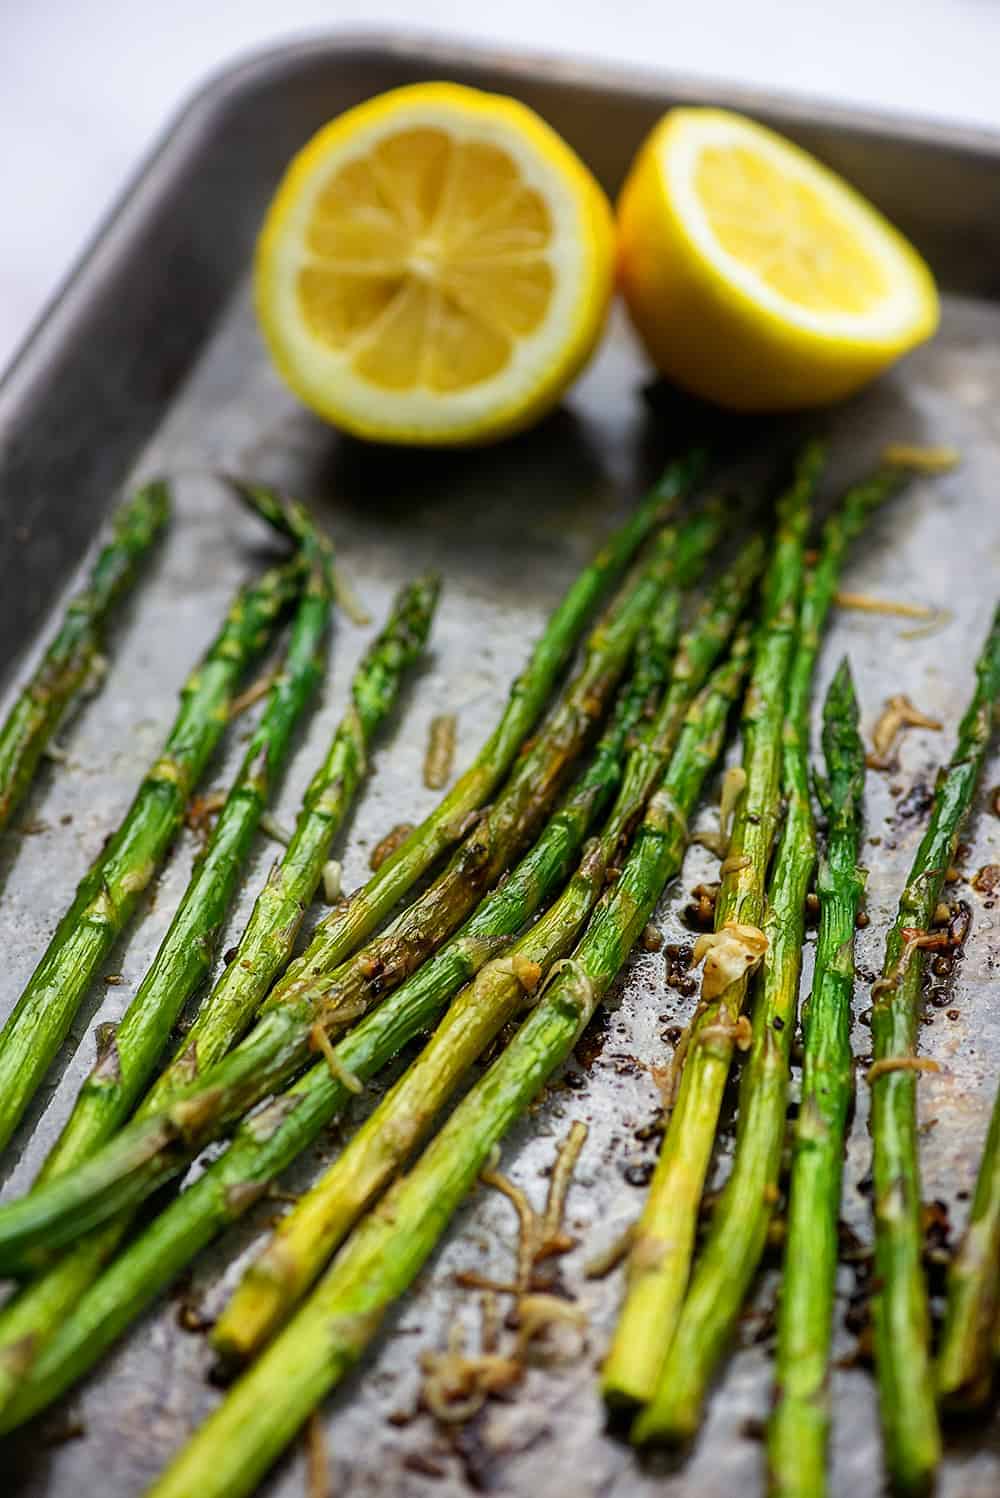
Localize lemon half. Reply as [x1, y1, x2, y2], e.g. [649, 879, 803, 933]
[617, 107, 939, 410]
[255, 82, 615, 445]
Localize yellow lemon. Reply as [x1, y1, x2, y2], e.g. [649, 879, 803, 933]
[254, 82, 615, 445]
[617, 107, 939, 410]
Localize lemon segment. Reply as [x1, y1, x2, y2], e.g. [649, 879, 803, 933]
[617, 108, 940, 410]
[255, 83, 615, 445]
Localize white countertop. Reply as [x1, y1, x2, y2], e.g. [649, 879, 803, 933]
[4, 0, 999, 373]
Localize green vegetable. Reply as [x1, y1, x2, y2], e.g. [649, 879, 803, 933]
[139, 632, 751, 1498]
[869, 602, 1000, 1494]
[0, 483, 169, 833]
[602, 441, 822, 1410]
[0, 504, 718, 1271]
[211, 541, 763, 1363]
[767, 663, 866, 1497]
[0, 546, 302, 1154]
[0, 569, 438, 1410]
[636, 465, 908, 1446]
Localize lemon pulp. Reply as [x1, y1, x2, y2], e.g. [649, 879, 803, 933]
[694, 145, 890, 317]
[255, 83, 614, 444]
[299, 129, 556, 392]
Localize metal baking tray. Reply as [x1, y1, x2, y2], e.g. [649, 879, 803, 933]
[2, 32, 999, 1498]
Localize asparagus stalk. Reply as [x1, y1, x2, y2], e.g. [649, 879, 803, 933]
[940, 1078, 999, 1402]
[0, 515, 730, 1429]
[601, 441, 822, 1409]
[0, 509, 719, 1271]
[213, 547, 764, 1362]
[31, 520, 334, 1186]
[937, 1080, 1000, 1409]
[0, 548, 303, 1155]
[0, 483, 170, 834]
[140, 633, 751, 1498]
[229, 455, 706, 993]
[0, 575, 438, 1408]
[767, 662, 866, 1496]
[869, 602, 1000, 1494]
[635, 465, 911, 1446]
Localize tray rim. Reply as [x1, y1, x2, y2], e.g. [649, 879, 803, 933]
[5, 25, 1000, 411]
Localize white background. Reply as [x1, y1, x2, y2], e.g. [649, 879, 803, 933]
[4, 0, 999, 373]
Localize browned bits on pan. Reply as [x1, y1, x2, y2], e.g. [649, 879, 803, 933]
[368, 822, 415, 871]
[664, 942, 697, 997]
[684, 882, 719, 930]
[402, 1451, 447, 1478]
[424, 713, 457, 790]
[834, 590, 939, 623]
[867, 695, 942, 770]
[228, 667, 279, 721]
[305, 1410, 330, 1498]
[424, 1126, 589, 1428]
[177, 1299, 215, 1334]
[185, 788, 226, 841]
[584, 1222, 636, 1279]
[866, 1056, 941, 1084]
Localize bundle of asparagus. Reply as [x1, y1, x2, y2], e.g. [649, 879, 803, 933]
[210, 542, 762, 1363]
[4, 431, 992, 1498]
[0, 497, 722, 1426]
[0, 483, 169, 835]
[0, 567, 439, 1405]
[223, 455, 706, 987]
[142, 616, 753, 1498]
[30, 496, 334, 1185]
[0, 492, 724, 1277]
[0, 555, 680, 1421]
[634, 465, 913, 1444]
[603, 440, 821, 1410]
[0, 519, 304, 1154]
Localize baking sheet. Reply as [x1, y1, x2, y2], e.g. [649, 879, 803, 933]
[1, 35, 999, 1498]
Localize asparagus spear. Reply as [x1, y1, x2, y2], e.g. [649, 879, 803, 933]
[868, 602, 1000, 1494]
[0, 509, 718, 1270]
[0, 548, 303, 1155]
[140, 634, 751, 1498]
[635, 466, 911, 1446]
[228, 455, 706, 994]
[213, 547, 763, 1362]
[601, 440, 822, 1410]
[937, 1080, 1000, 1409]
[767, 663, 866, 1496]
[0, 575, 438, 1408]
[0, 483, 170, 834]
[30, 517, 334, 1186]
[0, 515, 729, 1429]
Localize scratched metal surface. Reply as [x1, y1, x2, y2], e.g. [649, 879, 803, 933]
[1, 35, 999, 1498]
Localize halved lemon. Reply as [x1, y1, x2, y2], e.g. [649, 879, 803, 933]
[254, 82, 615, 445]
[617, 108, 939, 410]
